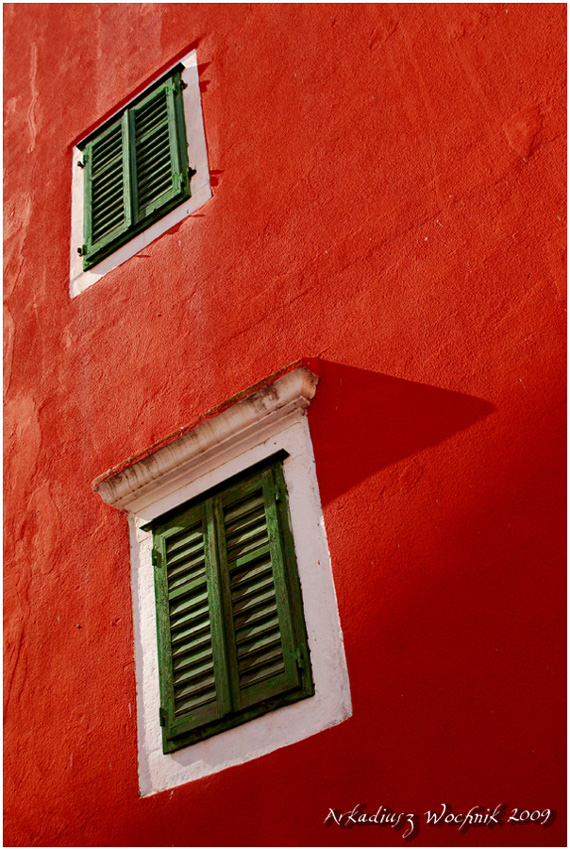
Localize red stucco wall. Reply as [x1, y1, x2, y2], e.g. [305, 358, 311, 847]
[4, 4, 566, 846]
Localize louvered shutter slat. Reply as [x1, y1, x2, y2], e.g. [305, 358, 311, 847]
[136, 123, 170, 155]
[224, 495, 266, 522]
[167, 541, 206, 569]
[169, 567, 206, 592]
[138, 158, 171, 189]
[166, 526, 203, 554]
[171, 626, 210, 652]
[92, 184, 123, 214]
[231, 570, 275, 604]
[226, 516, 269, 552]
[235, 613, 280, 644]
[173, 644, 212, 674]
[233, 602, 281, 637]
[232, 559, 273, 587]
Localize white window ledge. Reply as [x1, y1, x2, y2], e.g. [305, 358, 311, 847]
[93, 362, 352, 796]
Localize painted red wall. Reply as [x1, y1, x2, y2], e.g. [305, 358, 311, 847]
[4, 3, 566, 846]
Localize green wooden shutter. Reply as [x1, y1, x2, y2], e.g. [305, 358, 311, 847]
[130, 75, 189, 227]
[217, 468, 305, 711]
[151, 456, 313, 754]
[153, 502, 230, 745]
[80, 70, 190, 270]
[82, 112, 131, 268]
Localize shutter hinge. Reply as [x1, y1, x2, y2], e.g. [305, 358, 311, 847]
[76, 160, 85, 168]
[180, 80, 188, 90]
[294, 647, 305, 672]
[151, 550, 162, 568]
[159, 707, 167, 727]
[77, 245, 86, 256]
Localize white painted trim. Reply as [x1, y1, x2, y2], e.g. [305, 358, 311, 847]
[95, 366, 351, 796]
[94, 366, 319, 513]
[69, 49, 211, 298]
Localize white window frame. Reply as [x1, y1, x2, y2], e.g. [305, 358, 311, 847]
[69, 49, 211, 298]
[93, 365, 352, 797]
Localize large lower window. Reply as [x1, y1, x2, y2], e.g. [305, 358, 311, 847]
[147, 453, 313, 753]
[93, 363, 351, 795]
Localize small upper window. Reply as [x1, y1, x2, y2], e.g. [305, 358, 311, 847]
[70, 49, 211, 298]
[78, 69, 191, 270]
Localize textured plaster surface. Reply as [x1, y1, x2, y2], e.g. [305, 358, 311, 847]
[3, 3, 566, 846]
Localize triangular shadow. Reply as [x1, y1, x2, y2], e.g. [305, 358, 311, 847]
[309, 361, 495, 506]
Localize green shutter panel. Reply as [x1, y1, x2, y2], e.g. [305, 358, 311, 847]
[154, 503, 229, 747]
[83, 112, 132, 269]
[217, 468, 305, 712]
[151, 457, 313, 753]
[130, 75, 189, 226]
[80, 70, 190, 270]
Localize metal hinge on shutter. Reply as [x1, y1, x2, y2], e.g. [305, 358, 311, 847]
[294, 647, 305, 672]
[159, 707, 168, 727]
[151, 550, 163, 569]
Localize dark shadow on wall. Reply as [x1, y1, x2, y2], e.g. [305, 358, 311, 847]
[309, 361, 495, 506]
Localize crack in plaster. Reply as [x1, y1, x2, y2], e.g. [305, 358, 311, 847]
[26, 44, 39, 154]
[3, 305, 15, 399]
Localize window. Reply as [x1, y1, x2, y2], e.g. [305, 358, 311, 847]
[93, 363, 351, 794]
[78, 69, 191, 271]
[70, 49, 211, 297]
[147, 453, 313, 754]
